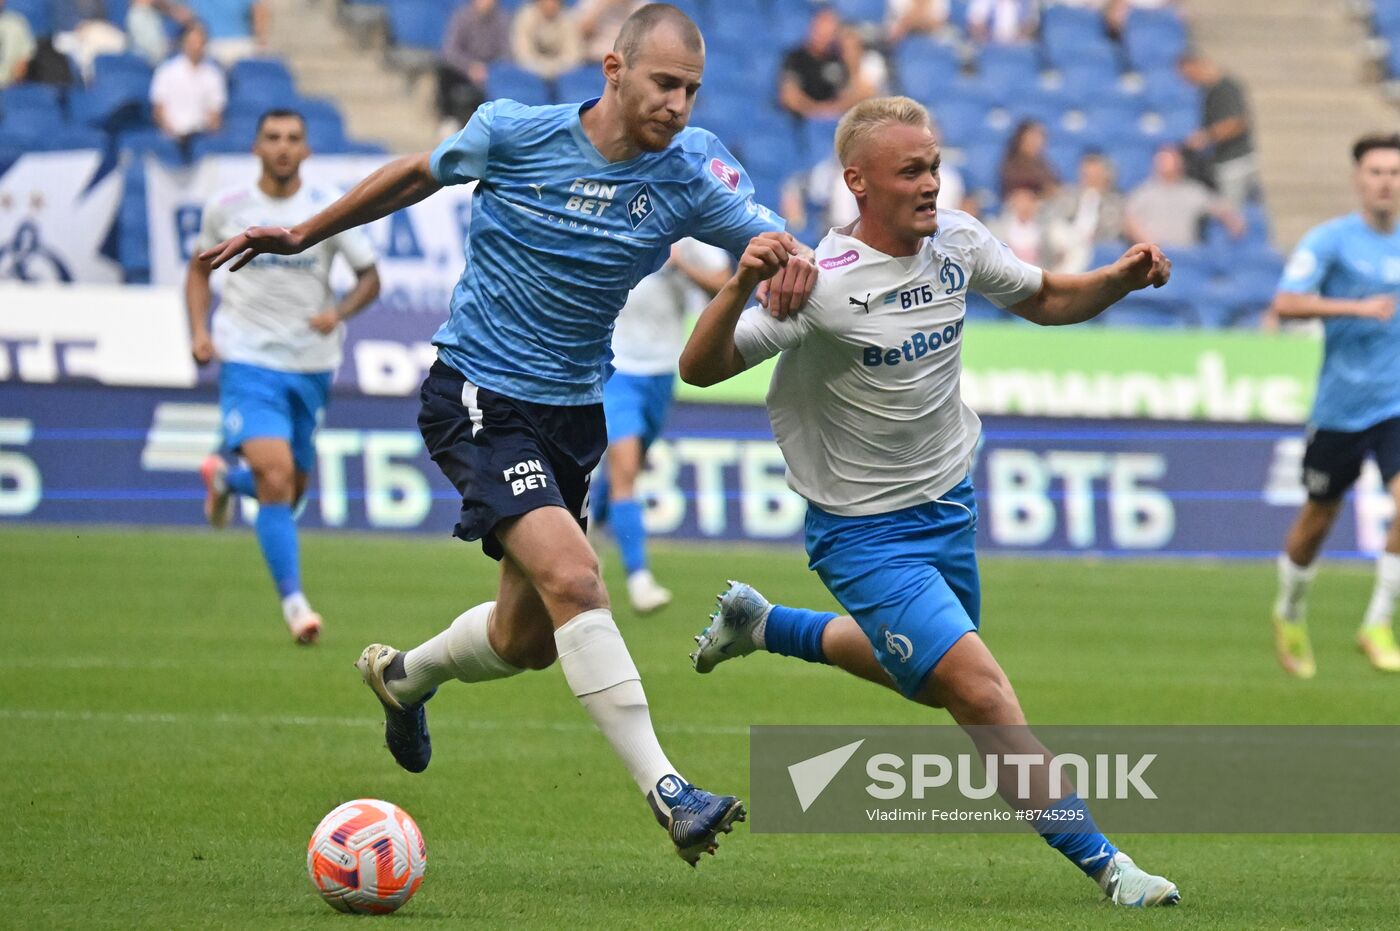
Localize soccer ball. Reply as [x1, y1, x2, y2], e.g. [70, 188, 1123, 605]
[306, 798, 427, 914]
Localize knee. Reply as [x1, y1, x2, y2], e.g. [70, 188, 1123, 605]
[533, 559, 607, 616]
[946, 672, 1020, 726]
[252, 462, 296, 503]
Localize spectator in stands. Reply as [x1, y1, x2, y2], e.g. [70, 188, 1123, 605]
[986, 186, 1052, 265]
[1178, 49, 1259, 207]
[511, 0, 582, 80]
[127, 0, 195, 66]
[577, 0, 642, 63]
[966, 0, 1038, 45]
[779, 5, 871, 119]
[1046, 151, 1125, 273]
[999, 119, 1058, 197]
[438, 0, 511, 128]
[53, 0, 127, 81]
[841, 24, 889, 97]
[886, 0, 951, 43]
[1123, 143, 1245, 247]
[150, 22, 226, 147]
[0, 0, 36, 88]
[184, 0, 267, 65]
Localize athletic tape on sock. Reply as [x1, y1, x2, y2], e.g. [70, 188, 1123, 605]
[554, 608, 640, 696]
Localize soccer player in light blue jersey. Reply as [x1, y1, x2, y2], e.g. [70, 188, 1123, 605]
[201, 4, 818, 864]
[682, 97, 1180, 906]
[1271, 133, 1400, 677]
[188, 109, 381, 645]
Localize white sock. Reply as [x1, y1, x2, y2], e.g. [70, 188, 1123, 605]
[392, 602, 522, 703]
[1364, 553, 1400, 628]
[281, 592, 311, 626]
[1275, 554, 1316, 622]
[555, 608, 680, 799]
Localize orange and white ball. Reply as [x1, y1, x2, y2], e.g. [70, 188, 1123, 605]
[306, 799, 426, 914]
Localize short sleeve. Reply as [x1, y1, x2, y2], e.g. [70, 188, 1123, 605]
[733, 304, 813, 367]
[687, 136, 786, 259]
[966, 218, 1044, 308]
[1277, 224, 1337, 295]
[194, 195, 223, 253]
[430, 101, 497, 186]
[330, 226, 378, 272]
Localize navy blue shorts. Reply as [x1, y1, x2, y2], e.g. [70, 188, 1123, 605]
[418, 361, 606, 560]
[1302, 416, 1400, 501]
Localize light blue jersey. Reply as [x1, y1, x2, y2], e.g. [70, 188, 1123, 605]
[428, 98, 784, 405]
[1279, 213, 1400, 431]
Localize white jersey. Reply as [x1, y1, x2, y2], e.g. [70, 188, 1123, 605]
[611, 238, 731, 375]
[196, 183, 377, 373]
[734, 212, 1043, 516]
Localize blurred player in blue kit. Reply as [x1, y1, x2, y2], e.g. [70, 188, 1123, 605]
[188, 108, 381, 645]
[682, 97, 1181, 906]
[593, 238, 732, 614]
[1271, 133, 1400, 677]
[200, 4, 818, 863]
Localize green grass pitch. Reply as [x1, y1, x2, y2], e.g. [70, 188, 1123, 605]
[4, 525, 1399, 929]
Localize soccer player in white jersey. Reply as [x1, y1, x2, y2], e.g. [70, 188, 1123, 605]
[594, 238, 732, 613]
[188, 108, 381, 644]
[200, 5, 818, 864]
[1270, 134, 1400, 677]
[680, 97, 1182, 906]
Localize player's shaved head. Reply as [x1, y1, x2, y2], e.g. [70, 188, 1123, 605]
[614, 3, 704, 64]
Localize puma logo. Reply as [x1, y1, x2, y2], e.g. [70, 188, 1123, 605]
[849, 293, 871, 313]
[528, 183, 545, 199]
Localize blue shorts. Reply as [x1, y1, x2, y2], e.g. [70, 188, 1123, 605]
[218, 361, 332, 474]
[804, 476, 981, 699]
[603, 372, 675, 449]
[418, 361, 606, 561]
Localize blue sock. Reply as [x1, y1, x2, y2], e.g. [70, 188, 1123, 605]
[763, 605, 837, 664]
[610, 498, 647, 575]
[1034, 794, 1117, 877]
[590, 467, 610, 526]
[254, 503, 301, 599]
[226, 466, 256, 498]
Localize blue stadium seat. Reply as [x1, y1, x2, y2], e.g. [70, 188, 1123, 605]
[555, 66, 601, 104]
[960, 141, 1003, 195]
[0, 91, 65, 133]
[41, 125, 107, 151]
[387, 0, 442, 52]
[973, 45, 1040, 96]
[486, 63, 552, 106]
[1105, 141, 1154, 189]
[896, 38, 961, 103]
[70, 85, 149, 133]
[8, 0, 51, 37]
[1040, 4, 1104, 36]
[929, 98, 987, 148]
[1051, 54, 1121, 96]
[296, 97, 348, 151]
[1124, 19, 1188, 72]
[801, 116, 840, 164]
[1042, 28, 1118, 73]
[833, 0, 886, 25]
[1105, 291, 1197, 328]
[93, 53, 154, 89]
[190, 132, 253, 158]
[230, 58, 296, 92]
[1141, 69, 1199, 111]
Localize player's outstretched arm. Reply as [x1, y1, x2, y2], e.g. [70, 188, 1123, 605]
[1009, 242, 1171, 326]
[679, 233, 792, 387]
[184, 252, 215, 365]
[199, 154, 442, 272]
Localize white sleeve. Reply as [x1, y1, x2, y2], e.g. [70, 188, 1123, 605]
[733, 304, 813, 368]
[967, 218, 1045, 308]
[194, 195, 223, 253]
[330, 226, 378, 272]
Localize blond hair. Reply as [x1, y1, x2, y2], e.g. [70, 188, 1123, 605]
[834, 96, 932, 167]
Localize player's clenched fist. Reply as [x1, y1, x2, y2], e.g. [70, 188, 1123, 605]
[735, 231, 794, 288]
[1114, 243, 1172, 291]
